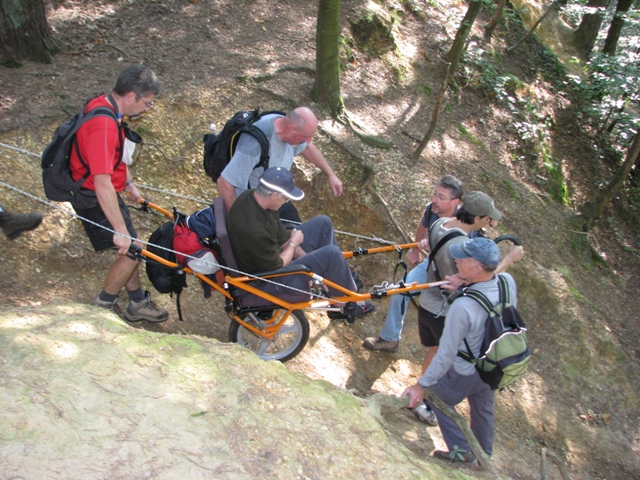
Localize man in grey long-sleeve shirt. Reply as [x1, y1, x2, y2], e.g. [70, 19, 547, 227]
[402, 237, 518, 466]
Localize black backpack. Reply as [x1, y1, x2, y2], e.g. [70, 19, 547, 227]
[146, 214, 188, 320]
[457, 275, 532, 390]
[41, 104, 121, 209]
[202, 108, 285, 185]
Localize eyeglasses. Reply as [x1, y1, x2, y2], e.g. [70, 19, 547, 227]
[135, 95, 154, 110]
[432, 191, 453, 202]
[273, 192, 290, 203]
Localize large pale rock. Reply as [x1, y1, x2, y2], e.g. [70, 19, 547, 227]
[0, 303, 466, 479]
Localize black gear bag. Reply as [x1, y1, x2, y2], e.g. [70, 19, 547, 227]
[202, 108, 285, 186]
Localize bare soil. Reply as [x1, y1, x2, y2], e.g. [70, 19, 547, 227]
[1, 0, 639, 479]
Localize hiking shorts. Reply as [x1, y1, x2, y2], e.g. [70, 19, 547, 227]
[418, 306, 446, 347]
[74, 193, 137, 253]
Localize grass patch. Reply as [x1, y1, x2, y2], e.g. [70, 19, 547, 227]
[542, 149, 569, 205]
[502, 179, 519, 200]
[458, 124, 486, 148]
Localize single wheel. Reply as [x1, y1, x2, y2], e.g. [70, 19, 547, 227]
[228, 309, 310, 362]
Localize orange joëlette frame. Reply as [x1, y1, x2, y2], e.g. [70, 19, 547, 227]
[133, 199, 449, 341]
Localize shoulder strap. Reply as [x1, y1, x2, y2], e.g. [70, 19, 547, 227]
[250, 110, 285, 171]
[428, 225, 466, 281]
[72, 106, 121, 180]
[457, 275, 505, 362]
[425, 203, 434, 229]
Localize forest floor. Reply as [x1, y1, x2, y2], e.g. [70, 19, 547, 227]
[1, 0, 639, 479]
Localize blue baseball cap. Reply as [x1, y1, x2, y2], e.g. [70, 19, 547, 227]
[259, 167, 304, 201]
[450, 237, 500, 268]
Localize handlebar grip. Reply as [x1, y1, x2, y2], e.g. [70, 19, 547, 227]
[126, 243, 143, 261]
[494, 234, 521, 246]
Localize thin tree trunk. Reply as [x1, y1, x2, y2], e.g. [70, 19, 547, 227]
[507, 2, 559, 54]
[412, 63, 452, 163]
[0, 0, 59, 64]
[602, 0, 633, 55]
[484, 0, 507, 41]
[579, 129, 640, 230]
[313, 0, 343, 118]
[446, 0, 483, 84]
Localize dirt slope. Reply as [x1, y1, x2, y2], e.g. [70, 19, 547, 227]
[1, 0, 639, 479]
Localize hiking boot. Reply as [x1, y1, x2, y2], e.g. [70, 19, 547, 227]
[0, 211, 43, 240]
[413, 402, 438, 426]
[124, 290, 169, 323]
[363, 336, 399, 352]
[92, 295, 123, 317]
[327, 300, 375, 320]
[433, 448, 478, 467]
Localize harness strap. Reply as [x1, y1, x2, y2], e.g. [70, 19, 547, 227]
[456, 275, 508, 363]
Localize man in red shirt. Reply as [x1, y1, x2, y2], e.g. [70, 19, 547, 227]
[71, 65, 168, 323]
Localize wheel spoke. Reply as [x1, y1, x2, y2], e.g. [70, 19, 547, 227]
[256, 339, 273, 357]
[278, 323, 300, 335]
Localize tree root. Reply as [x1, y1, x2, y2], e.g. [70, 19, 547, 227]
[340, 110, 394, 149]
[541, 447, 572, 480]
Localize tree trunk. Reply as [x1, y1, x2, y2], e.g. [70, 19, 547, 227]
[0, 0, 59, 64]
[507, 2, 559, 54]
[571, 0, 609, 60]
[446, 0, 483, 84]
[313, 0, 343, 118]
[412, 63, 452, 163]
[602, 0, 633, 55]
[484, 0, 507, 41]
[579, 129, 640, 230]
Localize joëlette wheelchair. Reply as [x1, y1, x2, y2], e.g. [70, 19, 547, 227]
[129, 197, 503, 362]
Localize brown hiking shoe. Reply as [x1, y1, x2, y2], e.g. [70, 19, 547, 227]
[124, 291, 169, 323]
[363, 336, 399, 352]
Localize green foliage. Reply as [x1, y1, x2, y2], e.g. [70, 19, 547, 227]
[567, 51, 640, 149]
[566, 48, 640, 223]
[542, 152, 570, 205]
[502, 179, 520, 200]
[570, 231, 606, 271]
[458, 124, 485, 148]
[421, 82, 432, 97]
[554, 266, 585, 297]
[393, 65, 408, 83]
[388, 7, 402, 24]
[1, 60, 22, 69]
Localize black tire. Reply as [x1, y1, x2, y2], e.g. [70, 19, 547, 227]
[228, 309, 310, 362]
[494, 234, 521, 246]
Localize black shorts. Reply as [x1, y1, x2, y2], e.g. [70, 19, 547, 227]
[73, 194, 137, 253]
[418, 306, 446, 347]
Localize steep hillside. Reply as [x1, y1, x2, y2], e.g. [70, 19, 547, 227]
[0, 0, 638, 478]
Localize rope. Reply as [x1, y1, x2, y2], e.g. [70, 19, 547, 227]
[0, 137, 425, 302]
[0, 179, 328, 301]
[0, 141, 402, 245]
[0, 142, 40, 158]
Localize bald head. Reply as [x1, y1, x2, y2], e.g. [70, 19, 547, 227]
[275, 107, 318, 145]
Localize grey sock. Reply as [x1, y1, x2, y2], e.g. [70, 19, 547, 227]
[127, 287, 145, 303]
[98, 290, 118, 303]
